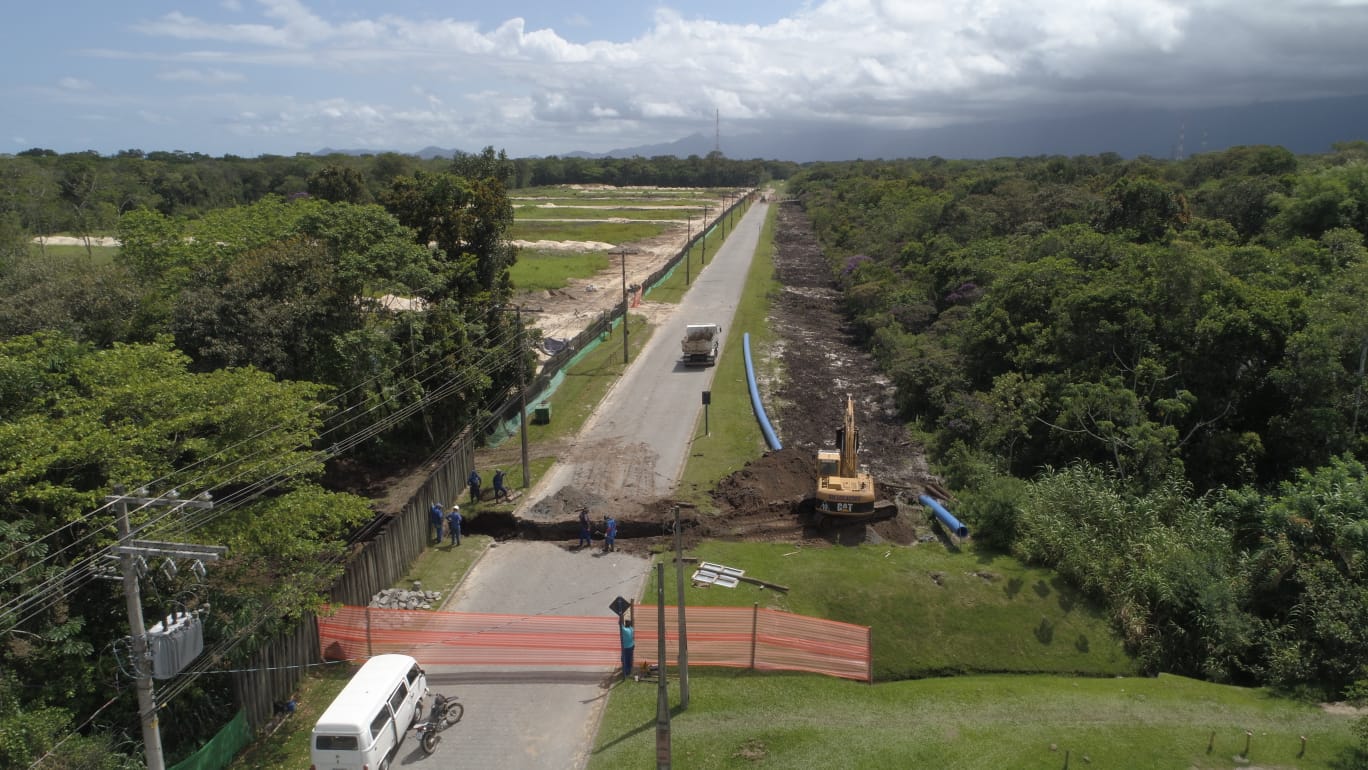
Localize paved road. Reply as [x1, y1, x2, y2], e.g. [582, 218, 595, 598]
[402, 201, 771, 770]
[527, 201, 769, 511]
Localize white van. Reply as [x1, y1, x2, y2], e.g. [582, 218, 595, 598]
[310, 654, 428, 770]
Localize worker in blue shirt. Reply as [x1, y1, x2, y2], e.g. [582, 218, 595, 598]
[446, 504, 463, 546]
[428, 502, 444, 543]
[619, 602, 635, 681]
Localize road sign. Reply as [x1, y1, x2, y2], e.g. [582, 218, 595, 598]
[609, 596, 631, 616]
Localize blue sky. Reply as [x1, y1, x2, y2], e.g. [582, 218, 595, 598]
[4, 0, 1368, 157]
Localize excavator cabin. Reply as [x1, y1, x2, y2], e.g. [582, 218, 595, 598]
[813, 395, 895, 521]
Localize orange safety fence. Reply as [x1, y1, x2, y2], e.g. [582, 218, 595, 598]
[318, 604, 872, 682]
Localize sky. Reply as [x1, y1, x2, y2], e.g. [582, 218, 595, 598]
[4, 0, 1368, 158]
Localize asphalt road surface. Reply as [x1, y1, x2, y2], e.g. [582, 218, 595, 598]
[403, 201, 770, 769]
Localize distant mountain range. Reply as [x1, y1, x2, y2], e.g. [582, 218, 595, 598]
[315, 93, 1368, 163]
[314, 145, 465, 160]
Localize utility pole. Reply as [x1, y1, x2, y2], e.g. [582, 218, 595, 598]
[701, 206, 710, 264]
[515, 305, 530, 488]
[618, 248, 635, 365]
[655, 563, 672, 768]
[685, 216, 692, 286]
[673, 505, 690, 708]
[109, 485, 222, 770]
[495, 305, 536, 488]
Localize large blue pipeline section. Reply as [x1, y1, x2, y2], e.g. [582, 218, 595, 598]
[919, 494, 969, 538]
[742, 333, 782, 451]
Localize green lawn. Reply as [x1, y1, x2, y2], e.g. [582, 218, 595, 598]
[649, 541, 1134, 680]
[510, 247, 611, 292]
[510, 219, 670, 244]
[28, 242, 120, 265]
[592, 672, 1358, 769]
[513, 205, 695, 221]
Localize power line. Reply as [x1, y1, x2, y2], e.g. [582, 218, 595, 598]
[1, 323, 523, 634]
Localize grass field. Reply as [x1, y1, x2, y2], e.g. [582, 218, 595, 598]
[592, 672, 1358, 769]
[512, 205, 695, 221]
[510, 219, 670, 244]
[648, 541, 1134, 680]
[510, 247, 611, 292]
[28, 242, 120, 265]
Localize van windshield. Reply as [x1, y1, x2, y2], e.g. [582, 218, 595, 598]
[315, 735, 358, 751]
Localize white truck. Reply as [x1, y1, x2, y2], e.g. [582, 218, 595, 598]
[681, 323, 722, 366]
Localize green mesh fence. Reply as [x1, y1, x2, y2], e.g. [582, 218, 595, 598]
[168, 709, 251, 770]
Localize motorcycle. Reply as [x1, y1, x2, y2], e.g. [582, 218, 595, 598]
[415, 692, 464, 755]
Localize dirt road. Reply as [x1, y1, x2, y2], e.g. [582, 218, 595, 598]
[414, 202, 771, 770]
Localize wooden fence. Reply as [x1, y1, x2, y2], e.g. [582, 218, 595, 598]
[230, 431, 475, 730]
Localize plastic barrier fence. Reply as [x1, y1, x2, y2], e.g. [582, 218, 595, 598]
[319, 604, 872, 682]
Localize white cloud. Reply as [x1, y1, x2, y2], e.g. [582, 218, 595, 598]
[58, 77, 93, 90]
[157, 68, 246, 84]
[113, 0, 1368, 153]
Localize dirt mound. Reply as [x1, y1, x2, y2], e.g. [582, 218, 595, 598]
[710, 447, 815, 515]
[524, 485, 610, 520]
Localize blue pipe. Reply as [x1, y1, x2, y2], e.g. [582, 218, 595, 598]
[919, 494, 969, 538]
[742, 333, 782, 451]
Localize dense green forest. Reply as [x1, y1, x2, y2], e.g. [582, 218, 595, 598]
[0, 146, 793, 766]
[787, 144, 1368, 701]
[0, 152, 529, 765]
[0, 146, 795, 244]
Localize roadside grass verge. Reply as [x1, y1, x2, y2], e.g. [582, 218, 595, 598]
[399, 533, 493, 597]
[465, 456, 556, 513]
[510, 220, 669, 244]
[521, 313, 655, 444]
[226, 664, 353, 770]
[671, 200, 780, 509]
[647, 541, 1134, 680]
[592, 671, 1357, 769]
[510, 247, 611, 292]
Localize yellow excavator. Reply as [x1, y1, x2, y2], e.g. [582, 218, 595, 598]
[813, 395, 898, 524]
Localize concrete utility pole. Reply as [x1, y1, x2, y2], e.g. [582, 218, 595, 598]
[685, 216, 692, 286]
[494, 304, 538, 488]
[701, 206, 711, 263]
[617, 249, 637, 364]
[655, 563, 671, 768]
[109, 485, 222, 770]
[673, 505, 690, 708]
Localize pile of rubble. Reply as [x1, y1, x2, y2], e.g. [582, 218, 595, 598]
[370, 583, 442, 610]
